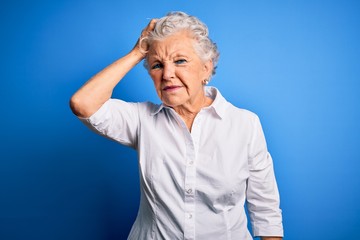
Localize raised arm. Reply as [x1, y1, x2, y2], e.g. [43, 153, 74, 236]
[69, 19, 156, 118]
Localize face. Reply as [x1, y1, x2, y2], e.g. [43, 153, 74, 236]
[146, 31, 212, 110]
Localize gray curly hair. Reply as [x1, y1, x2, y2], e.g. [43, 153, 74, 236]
[143, 11, 220, 75]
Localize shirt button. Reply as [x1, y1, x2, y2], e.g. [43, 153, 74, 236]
[189, 161, 194, 165]
[187, 213, 193, 219]
[186, 188, 193, 194]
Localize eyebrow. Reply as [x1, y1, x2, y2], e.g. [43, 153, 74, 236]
[148, 53, 189, 63]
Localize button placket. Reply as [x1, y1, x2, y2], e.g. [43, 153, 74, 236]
[184, 132, 196, 240]
[183, 112, 204, 240]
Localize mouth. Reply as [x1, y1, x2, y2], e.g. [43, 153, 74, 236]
[162, 85, 182, 91]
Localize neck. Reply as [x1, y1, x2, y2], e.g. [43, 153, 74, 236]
[173, 93, 213, 132]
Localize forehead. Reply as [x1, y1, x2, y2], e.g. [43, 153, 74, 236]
[147, 31, 197, 60]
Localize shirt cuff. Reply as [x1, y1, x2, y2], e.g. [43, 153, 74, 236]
[77, 100, 111, 127]
[252, 224, 284, 238]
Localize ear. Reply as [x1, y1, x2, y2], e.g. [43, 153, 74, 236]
[203, 60, 213, 78]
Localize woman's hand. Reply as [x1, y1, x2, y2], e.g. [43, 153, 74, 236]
[132, 19, 157, 59]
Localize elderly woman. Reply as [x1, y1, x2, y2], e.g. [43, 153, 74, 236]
[70, 11, 283, 240]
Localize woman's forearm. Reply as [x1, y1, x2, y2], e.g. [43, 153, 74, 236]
[69, 49, 143, 118]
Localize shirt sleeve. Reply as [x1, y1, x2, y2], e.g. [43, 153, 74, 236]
[246, 115, 284, 237]
[77, 99, 140, 149]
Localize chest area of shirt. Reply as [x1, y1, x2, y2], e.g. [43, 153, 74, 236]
[139, 113, 251, 194]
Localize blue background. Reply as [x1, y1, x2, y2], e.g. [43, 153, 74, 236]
[1, 0, 360, 239]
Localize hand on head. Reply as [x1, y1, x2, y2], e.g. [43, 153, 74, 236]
[135, 19, 157, 57]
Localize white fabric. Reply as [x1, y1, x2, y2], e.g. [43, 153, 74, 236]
[79, 87, 283, 239]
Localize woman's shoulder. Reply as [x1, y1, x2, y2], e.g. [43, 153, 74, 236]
[108, 99, 159, 109]
[137, 101, 162, 114]
[225, 102, 259, 121]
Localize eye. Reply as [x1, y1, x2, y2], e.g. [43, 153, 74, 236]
[175, 59, 187, 65]
[151, 63, 163, 69]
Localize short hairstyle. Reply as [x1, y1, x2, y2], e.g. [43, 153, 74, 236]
[143, 11, 220, 75]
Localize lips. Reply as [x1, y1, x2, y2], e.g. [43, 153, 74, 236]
[162, 85, 182, 91]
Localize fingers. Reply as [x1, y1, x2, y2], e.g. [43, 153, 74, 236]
[134, 18, 158, 58]
[141, 19, 157, 38]
[147, 18, 157, 31]
[137, 19, 157, 56]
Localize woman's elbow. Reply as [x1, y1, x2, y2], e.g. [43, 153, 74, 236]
[69, 94, 93, 118]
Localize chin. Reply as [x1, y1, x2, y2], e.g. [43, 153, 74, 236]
[160, 96, 181, 106]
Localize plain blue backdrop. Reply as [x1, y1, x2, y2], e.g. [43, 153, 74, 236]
[1, 0, 360, 239]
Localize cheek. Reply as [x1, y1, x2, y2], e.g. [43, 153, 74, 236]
[149, 72, 161, 88]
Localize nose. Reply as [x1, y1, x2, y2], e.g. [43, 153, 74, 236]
[162, 63, 175, 81]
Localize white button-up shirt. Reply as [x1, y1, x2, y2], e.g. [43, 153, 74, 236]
[79, 87, 283, 239]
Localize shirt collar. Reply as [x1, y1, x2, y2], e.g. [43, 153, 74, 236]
[150, 86, 228, 119]
[205, 86, 228, 119]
